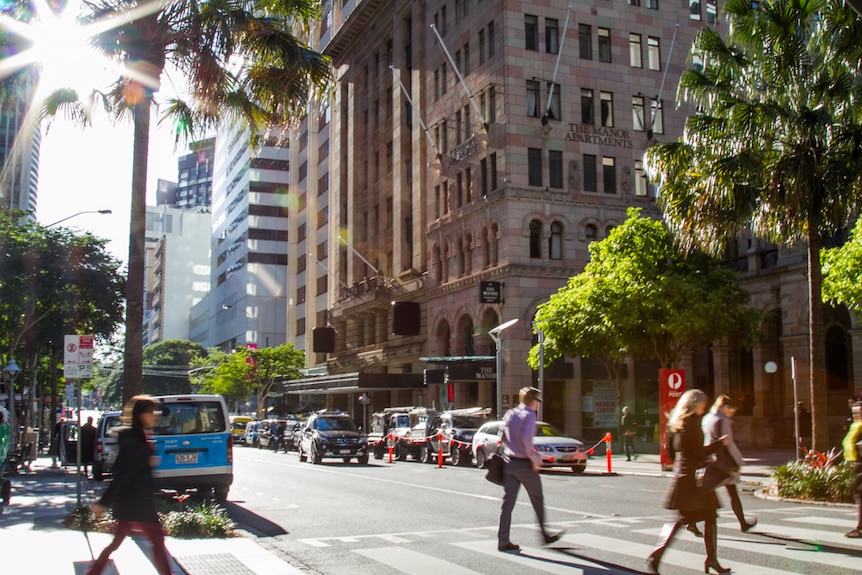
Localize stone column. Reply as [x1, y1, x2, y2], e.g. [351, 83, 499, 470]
[710, 345, 731, 397]
[623, 353, 636, 406]
[565, 357, 584, 438]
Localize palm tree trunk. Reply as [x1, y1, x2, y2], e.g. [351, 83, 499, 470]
[122, 95, 151, 403]
[806, 227, 828, 452]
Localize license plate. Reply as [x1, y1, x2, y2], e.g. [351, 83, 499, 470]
[175, 453, 199, 464]
[339, 449, 351, 455]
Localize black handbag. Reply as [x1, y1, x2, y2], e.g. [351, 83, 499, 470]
[485, 454, 505, 485]
[700, 463, 732, 491]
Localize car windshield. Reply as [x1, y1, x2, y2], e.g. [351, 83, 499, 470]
[232, 422, 248, 431]
[535, 422, 566, 438]
[394, 414, 410, 427]
[315, 417, 358, 432]
[153, 401, 227, 435]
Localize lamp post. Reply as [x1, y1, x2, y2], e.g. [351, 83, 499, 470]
[488, 318, 519, 418]
[45, 209, 112, 228]
[3, 359, 21, 449]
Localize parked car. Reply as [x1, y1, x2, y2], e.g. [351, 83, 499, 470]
[92, 411, 123, 481]
[297, 411, 369, 464]
[472, 420, 589, 473]
[230, 416, 252, 444]
[244, 421, 261, 447]
[257, 419, 285, 450]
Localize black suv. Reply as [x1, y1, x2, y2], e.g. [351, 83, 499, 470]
[297, 412, 369, 465]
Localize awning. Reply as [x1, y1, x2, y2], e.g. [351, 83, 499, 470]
[280, 372, 425, 395]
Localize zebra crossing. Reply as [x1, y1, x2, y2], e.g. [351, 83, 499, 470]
[295, 507, 862, 574]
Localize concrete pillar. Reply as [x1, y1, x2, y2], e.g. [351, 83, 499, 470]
[478, 381, 493, 411]
[565, 357, 584, 438]
[751, 342, 768, 418]
[623, 353, 636, 406]
[710, 345, 732, 397]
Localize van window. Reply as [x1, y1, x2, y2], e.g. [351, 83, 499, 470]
[104, 416, 123, 437]
[154, 401, 227, 435]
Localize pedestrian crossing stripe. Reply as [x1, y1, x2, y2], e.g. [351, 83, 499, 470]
[452, 540, 611, 574]
[785, 516, 857, 529]
[716, 520, 862, 548]
[355, 547, 485, 575]
[634, 526, 861, 570]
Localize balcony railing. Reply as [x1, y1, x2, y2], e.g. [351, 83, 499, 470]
[339, 275, 395, 302]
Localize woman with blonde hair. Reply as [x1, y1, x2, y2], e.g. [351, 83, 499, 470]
[647, 389, 730, 574]
[702, 394, 756, 532]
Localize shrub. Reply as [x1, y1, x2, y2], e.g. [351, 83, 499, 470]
[62, 506, 115, 533]
[160, 500, 235, 538]
[772, 460, 854, 503]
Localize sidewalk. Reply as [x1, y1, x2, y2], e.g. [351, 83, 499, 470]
[0, 456, 305, 575]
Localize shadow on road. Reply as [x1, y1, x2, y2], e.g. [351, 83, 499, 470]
[222, 501, 288, 537]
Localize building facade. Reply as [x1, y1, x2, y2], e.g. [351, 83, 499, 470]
[0, 96, 40, 214]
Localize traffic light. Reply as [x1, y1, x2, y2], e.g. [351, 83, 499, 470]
[447, 382, 455, 403]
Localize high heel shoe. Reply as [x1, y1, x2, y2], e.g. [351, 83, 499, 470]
[687, 523, 704, 537]
[741, 518, 757, 532]
[646, 553, 660, 574]
[704, 559, 731, 573]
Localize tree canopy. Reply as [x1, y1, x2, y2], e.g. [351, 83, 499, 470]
[644, 0, 862, 450]
[822, 218, 862, 313]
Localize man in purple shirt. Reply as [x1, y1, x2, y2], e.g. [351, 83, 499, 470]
[497, 386, 563, 552]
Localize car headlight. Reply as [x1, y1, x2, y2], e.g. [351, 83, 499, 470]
[535, 445, 553, 452]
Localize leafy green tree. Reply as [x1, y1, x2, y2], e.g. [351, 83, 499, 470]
[1, 0, 331, 403]
[193, 344, 304, 416]
[530, 209, 758, 411]
[141, 339, 207, 396]
[644, 0, 862, 450]
[822, 218, 862, 313]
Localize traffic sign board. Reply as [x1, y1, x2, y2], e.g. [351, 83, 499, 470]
[64, 334, 95, 379]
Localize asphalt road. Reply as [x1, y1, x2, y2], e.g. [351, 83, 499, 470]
[226, 445, 862, 575]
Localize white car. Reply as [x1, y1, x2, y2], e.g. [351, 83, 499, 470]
[472, 420, 588, 473]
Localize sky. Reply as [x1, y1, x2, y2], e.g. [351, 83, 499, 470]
[36, 113, 188, 264]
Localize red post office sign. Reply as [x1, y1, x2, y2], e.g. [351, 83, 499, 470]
[658, 368, 686, 469]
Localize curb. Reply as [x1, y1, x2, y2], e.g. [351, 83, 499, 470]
[753, 487, 855, 508]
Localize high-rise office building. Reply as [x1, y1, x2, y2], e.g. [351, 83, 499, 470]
[0, 97, 40, 214]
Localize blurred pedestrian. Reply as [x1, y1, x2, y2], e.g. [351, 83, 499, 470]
[647, 389, 730, 575]
[497, 386, 563, 552]
[842, 401, 862, 538]
[49, 418, 63, 467]
[80, 416, 97, 478]
[702, 395, 756, 532]
[622, 406, 638, 461]
[86, 396, 173, 575]
[797, 401, 812, 457]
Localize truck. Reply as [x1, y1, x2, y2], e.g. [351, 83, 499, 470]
[367, 407, 417, 460]
[404, 407, 491, 466]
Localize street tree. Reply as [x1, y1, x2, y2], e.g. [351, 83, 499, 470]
[141, 339, 207, 396]
[0, 0, 331, 404]
[644, 0, 862, 450]
[193, 344, 304, 417]
[822, 218, 862, 313]
[529, 209, 758, 413]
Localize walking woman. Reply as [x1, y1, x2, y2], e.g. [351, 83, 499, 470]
[702, 395, 757, 532]
[86, 396, 173, 575]
[647, 389, 730, 575]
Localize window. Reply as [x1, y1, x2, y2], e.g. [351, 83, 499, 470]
[456, 110, 463, 146]
[296, 317, 306, 337]
[549, 222, 563, 260]
[651, 99, 664, 134]
[706, 0, 717, 23]
[317, 240, 327, 261]
[488, 21, 496, 57]
[632, 96, 646, 131]
[479, 29, 486, 64]
[317, 172, 329, 195]
[297, 285, 306, 304]
[635, 160, 649, 196]
[525, 15, 539, 51]
[487, 85, 496, 122]
[648, 36, 661, 70]
[585, 224, 597, 244]
[583, 154, 597, 191]
[434, 184, 441, 218]
[547, 83, 561, 121]
[581, 89, 594, 124]
[546, 18, 559, 54]
[578, 24, 592, 59]
[441, 62, 448, 94]
[629, 0, 641, 5]
[529, 219, 542, 258]
[549, 150, 563, 189]
[455, 50, 461, 75]
[490, 152, 498, 190]
[316, 274, 328, 296]
[464, 105, 471, 140]
[455, 0, 461, 23]
[441, 119, 448, 152]
[297, 222, 307, 242]
[297, 254, 306, 273]
[318, 140, 330, 160]
[317, 207, 328, 229]
[526, 80, 540, 117]
[441, 5, 447, 34]
[434, 69, 440, 100]
[648, 0, 659, 8]
[603, 157, 616, 193]
[480, 157, 488, 196]
[690, 0, 701, 20]
[386, 141, 393, 172]
[465, 167, 472, 203]
[298, 161, 308, 181]
[629, 33, 642, 67]
[463, 43, 470, 75]
[528, 148, 543, 187]
[600, 92, 614, 127]
[598, 28, 612, 63]
[456, 172, 464, 207]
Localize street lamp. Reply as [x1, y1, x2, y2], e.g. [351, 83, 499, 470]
[45, 209, 112, 228]
[488, 318, 519, 418]
[3, 359, 21, 448]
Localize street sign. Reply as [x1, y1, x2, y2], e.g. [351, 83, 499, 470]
[658, 368, 686, 468]
[479, 281, 502, 304]
[64, 334, 95, 378]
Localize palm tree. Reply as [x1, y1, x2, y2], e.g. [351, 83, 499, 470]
[645, 0, 862, 451]
[72, 0, 330, 402]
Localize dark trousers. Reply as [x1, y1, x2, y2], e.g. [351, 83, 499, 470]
[624, 434, 637, 459]
[86, 520, 172, 575]
[497, 458, 550, 545]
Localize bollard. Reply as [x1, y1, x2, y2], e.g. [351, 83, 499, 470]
[604, 432, 613, 474]
[388, 433, 394, 463]
[438, 432, 444, 468]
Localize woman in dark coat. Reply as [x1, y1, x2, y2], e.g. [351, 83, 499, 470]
[86, 396, 172, 575]
[647, 389, 729, 575]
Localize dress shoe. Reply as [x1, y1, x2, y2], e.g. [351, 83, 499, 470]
[687, 523, 704, 537]
[741, 519, 757, 532]
[704, 559, 732, 573]
[543, 530, 563, 544]
[497, 542, 521, 552]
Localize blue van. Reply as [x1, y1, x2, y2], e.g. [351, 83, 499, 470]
[150, 395, 233, 501]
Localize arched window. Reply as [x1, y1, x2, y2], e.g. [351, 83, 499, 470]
[605, 225, 615, 238]
[529, 219, 542, 259]
[549, 221, 563, 260]
[826, 326, 850, 391]
[585, 224, 597, 244]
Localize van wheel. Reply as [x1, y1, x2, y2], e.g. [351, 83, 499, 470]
[214, 486, 229, 502]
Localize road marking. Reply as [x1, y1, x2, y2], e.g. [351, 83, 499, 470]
[571, 533, 792, 575]
[296, 538, 330, 548]
[718, 521, 862, 548]
[355, 546, 484, 575]
[453, 539, 601, 573]
[784, 516, 857, 529]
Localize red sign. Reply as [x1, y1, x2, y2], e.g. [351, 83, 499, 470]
[79, 335, 94, 348]
[658, 368, 686, 468]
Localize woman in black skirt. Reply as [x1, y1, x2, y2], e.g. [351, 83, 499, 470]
[648, 389, 730, 574]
